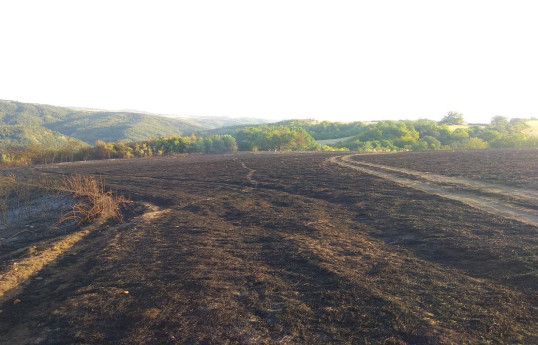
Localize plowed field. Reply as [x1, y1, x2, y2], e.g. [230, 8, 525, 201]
[1, 149, 536, 344]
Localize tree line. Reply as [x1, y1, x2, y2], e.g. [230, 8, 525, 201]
[1, 114, 537, 167]
[0, 135, 238, 167]
[334, 115, 537, 151]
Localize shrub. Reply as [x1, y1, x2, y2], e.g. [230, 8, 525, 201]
[56, 175, 129, 226]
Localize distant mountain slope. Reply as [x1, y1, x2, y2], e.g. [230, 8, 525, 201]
[0, 100, 72, 126]
[0, 100, 207, 145]
[0, 100, 271, 146]
[186, 116, 269, 129]
[0, 125, 83, 148]
[46, 111, 205, 143]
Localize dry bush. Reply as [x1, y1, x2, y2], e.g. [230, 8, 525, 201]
[0, 174, 17, 226]
[55, 175, 130, 226]
[0, 174, 128, 248]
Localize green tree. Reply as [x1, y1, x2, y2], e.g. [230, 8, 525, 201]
[490, 116, 509, 133]
[421, 136, 442, 150]
[451, 137, 489, 149]
[439, 111, 465, 125]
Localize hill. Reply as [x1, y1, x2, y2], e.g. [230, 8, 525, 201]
[46, 111, 205, 144]
[0, 125, 83, 149]
[0, 100, 208, 145]
[2, 100, 536, 153]
[0, 100, 269, 147]
[171, 115, 269, 129]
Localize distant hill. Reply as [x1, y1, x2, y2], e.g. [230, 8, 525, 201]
[70, 107, 270, 130]
[0, 100, 268, 147]
[183, 116, 269, 129]
[0, 100, 206, 145]
[46, 111, 205, 144]
[0, 125, 83, 149]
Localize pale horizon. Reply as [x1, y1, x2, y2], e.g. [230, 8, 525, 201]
[1, 0, 537, 124]
[1, 97, 517, 125]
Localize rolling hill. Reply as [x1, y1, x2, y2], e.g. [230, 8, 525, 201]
[0, 125, 83, 149]
[0, 100, 206, 145]
[0, 100, 267, 147]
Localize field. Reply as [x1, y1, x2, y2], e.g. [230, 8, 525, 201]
[0, 149, 537, 344]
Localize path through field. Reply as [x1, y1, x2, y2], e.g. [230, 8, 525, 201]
[330, 154, 538, 228]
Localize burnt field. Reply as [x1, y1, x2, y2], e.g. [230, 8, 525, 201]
[0, 149, 537, 344]
[351, 149, 538, 189]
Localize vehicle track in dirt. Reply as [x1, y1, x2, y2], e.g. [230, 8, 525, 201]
[347, 157, 538, 202]
[0, 203, 164, 307]
[0, 226, 94, 306]
[330, 155, 538, 228]
[236, 159, 258, 189]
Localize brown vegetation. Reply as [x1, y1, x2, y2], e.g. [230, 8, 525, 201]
[55, 175, 130, 226]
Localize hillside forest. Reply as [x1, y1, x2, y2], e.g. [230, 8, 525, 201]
[1, 101, 537, 167]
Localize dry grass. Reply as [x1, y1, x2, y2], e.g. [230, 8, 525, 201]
[0, 173, 129, 249]
[55, 175, 130, 226]
[0, 174, 17, 227]
[0, 173, 130, 314]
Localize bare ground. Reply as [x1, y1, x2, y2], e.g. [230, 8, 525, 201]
[0, 150, 536, 344]
[331, 155, 538, 227]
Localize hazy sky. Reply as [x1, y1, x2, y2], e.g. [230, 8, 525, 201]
[1, 0, 537, 123]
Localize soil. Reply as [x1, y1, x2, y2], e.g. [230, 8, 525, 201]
[332, 155, 538, 227]
[351, 149, 538, 189]
[0, 149, 536, 344]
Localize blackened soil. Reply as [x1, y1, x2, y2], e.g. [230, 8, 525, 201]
[0, 151, 536, 344]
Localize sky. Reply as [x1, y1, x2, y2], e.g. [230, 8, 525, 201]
[1, 0, 537, 124]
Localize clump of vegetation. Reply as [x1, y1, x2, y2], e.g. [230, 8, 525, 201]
[0, 174, 46, 229]
[439, 111, 465, 125]
[0, 134, 239, 167]
[0, 173, 129, 247]
[234, 126, 319, 151]
[320, 145, 349, 151]
[0, 175, 14, 226]
[55, 175, 130, 226]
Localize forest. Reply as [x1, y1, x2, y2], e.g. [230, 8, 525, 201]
[333, 115, 536, 151]
[1, 111, 537, 167]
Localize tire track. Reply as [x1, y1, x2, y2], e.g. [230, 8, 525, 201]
[0, 224, 97, 305]
[350, 158, 538, 202]
[330, 155, 538, 228]
[236, 160, 258, 189]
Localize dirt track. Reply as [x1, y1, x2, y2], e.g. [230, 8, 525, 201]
[0, 150, 537, 344]
[330, 154, 538, 228]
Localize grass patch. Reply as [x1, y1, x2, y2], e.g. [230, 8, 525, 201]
[0, 173, 129, 246]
